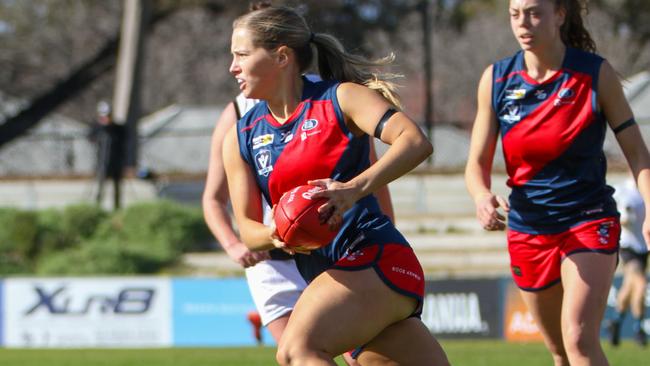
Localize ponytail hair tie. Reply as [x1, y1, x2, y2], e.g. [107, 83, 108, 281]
[309, 32, 315, 43]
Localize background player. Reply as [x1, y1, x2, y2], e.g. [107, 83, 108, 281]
[465, 0, 650, 364]
[607, 176, 648, 346]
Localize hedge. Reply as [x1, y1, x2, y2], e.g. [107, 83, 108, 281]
[0, 201, 214, 276]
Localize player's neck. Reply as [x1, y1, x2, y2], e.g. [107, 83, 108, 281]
[267, 76, 304, 125]
[523, 43, 566, 82]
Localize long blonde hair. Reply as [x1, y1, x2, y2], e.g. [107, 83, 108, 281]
[233, 6, 402, 108]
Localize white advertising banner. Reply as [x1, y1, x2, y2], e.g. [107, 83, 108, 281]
[2, 277, 172, 348]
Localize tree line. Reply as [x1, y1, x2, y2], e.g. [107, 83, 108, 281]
[0, 0, 649, 148]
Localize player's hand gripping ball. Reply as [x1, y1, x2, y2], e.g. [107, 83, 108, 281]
[273, 185, 341, 250]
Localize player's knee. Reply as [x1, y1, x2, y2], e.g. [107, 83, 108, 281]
[275, 344, 291, 366]
[563, 324, 598, 356]
[275, 339, 303, 366]
[276, 341, 332, 366]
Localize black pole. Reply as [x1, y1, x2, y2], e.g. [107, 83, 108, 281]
[419, 0, 433, 165]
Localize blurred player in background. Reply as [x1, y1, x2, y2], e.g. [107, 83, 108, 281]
[466, 0, 650, 364]
[607, 177, 648, 347]
[223, 5, 449, 366]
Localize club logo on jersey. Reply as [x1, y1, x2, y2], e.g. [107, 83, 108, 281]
[535, 89, 548, 100]
[345, 249, 365, 261]
[501, 102, 521, 123]
[301, 119, 319, 131]
[252, 134, 274, 149]
[597, 221, 613, 245]
[505, 88, 526, 100]
[553, 88, 575, 106]
[254, 149, 273, 177]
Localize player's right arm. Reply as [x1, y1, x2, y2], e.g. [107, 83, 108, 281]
[465, 65, 509, 231]
[222, 123, 277, 251]
[202, 102, 270, 265]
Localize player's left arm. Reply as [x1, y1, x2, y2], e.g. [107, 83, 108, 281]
[310, 82, 431, 226]
[599, 60, 650, 249]
[368, 140, 395, 223]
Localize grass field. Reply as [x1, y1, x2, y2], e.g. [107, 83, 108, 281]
[0, 340, 646, 366]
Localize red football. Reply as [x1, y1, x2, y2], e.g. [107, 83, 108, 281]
[274, 185, 340, 249]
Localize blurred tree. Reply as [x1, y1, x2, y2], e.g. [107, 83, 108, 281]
[0, 0, 648, 155]
[0, 0, 240, 149]
[591, 0, 650, 69]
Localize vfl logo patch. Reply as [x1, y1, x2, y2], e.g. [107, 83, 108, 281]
[254, 149, 273, 177]
[252, 134, 274, 149]
[505, 88, 526, 100]
[301, 119, 319, 131]
[501, 102, 521, 123]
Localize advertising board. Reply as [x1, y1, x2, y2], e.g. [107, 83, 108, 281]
[3, 277, 171, 347]
[423, 279, 503, 339]
[172, 278, 264, 346]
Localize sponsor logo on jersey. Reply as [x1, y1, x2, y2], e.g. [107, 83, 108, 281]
[281, 131, 293, 143]
[553, 87, 575, 106]
[301, 119, 319, 131]
[300, 130, 322, 141]
[535, 89, 547, 100]
[392, 266, 422, 281]
[252, 134, 274, 149]
[501, 102, 521, 123]
[254, 149, 273, 177]
[505, 88, 526, 100]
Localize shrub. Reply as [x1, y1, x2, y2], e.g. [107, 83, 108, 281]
[60, 204, 108, 242]
[118, 201, 212, 263]
[36, 238, 158, 275]
[2, 201, 212, 275]
[0, 207, 39, 260]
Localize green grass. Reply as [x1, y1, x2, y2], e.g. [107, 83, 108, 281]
[0, 340, 646, 365]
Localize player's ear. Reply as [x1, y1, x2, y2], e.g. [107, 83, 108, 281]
[275, 45, 291, 68]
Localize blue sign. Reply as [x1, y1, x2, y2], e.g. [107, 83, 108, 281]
[172, 278, 271, 346]
[0, 279, 3, 346]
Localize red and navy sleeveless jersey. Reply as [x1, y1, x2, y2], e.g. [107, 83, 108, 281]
[236, 76, 408, 282]
[492, 47, 617, 234]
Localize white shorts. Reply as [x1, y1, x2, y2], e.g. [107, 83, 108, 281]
[245, 259, 307, 326]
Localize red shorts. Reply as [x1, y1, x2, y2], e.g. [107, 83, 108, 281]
[332, 243, 424, 311]
[508, 217, 620, 291]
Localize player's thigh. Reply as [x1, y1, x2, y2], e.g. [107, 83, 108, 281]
[358, 317, 449, 366]
[267, 314, 290, 344]
[560, 252, 616, 333]
[281, 267, 417, 357]
[519, 284, 565, 353]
